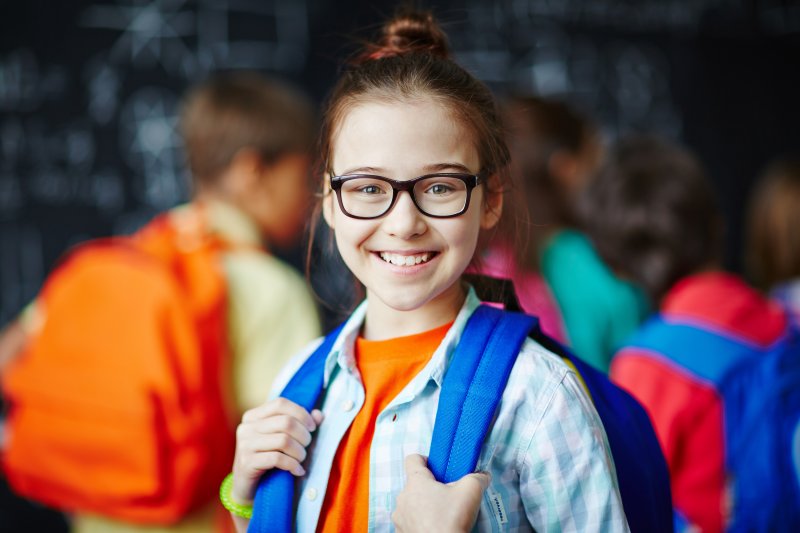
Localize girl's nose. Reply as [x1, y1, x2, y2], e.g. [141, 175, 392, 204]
[381, 191, 427, 238]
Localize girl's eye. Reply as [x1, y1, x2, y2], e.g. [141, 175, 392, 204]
[357, 184, 385, 195]
[427, 183, 453, 195]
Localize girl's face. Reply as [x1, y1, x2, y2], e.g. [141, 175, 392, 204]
[324, 98, 501, 331]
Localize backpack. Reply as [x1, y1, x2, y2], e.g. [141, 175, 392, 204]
[1, 206, 237, 524]
[247, 304, 672, 533]
[626, 316, 800, 532]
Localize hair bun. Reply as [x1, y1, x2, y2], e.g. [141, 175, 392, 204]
[357, 10, 450, 63]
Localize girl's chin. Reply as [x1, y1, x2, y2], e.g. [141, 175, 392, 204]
[367, 280, 464, 315]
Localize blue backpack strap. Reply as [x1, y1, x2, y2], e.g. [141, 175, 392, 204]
[428, 305, 537, 482]
[532, 330, 674, 533]
[248, 324, 345, 533]
[625, 315, 760, 384]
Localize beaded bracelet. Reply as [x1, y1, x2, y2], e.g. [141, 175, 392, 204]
[219, 472, 254, 519]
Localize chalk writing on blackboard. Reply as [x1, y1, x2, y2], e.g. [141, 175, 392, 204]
[0, 226, 43, 320]
[0, 49, 69, 113]
[450, 11, 682, 137]
[84, 55, 123, 125]
[505, 0, 737, 32]
[80, 0, 310, 77]
[0, 174, 22, 216]
[118, 86, 186, 208]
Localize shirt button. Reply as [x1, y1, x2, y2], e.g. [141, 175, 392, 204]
[306, 488, 318, 501]
[342, 399, 355, 412]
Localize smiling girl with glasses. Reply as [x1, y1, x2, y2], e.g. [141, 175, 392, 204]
[224, 9, 629, 532]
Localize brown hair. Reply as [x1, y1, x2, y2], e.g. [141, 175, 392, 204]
[318, 10, 509, 180]
[580, 135, 721, 303]
[746, 158, 800, 291]
[501, 96, 598, 271]
[307, 9, 511, 310]
[179, 71, 314, 187]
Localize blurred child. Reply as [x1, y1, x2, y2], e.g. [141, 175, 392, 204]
[504, 96, 649, 371]
[0, 72, 322, 533]
[585, 135, 794, 532]
[746, 158, 800, 325]
[174, 72, 322, 413]
[223, 10, 628, 532]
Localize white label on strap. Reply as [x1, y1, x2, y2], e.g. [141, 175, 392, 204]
[487, 487, 508, 526]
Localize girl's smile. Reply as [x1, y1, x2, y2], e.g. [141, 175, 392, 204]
[373, 250, 440, 278]
[377, 251, 435, 267]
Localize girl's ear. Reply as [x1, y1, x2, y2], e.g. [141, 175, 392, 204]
[322, 180, 335, 229]
[480, 175, 503, 230]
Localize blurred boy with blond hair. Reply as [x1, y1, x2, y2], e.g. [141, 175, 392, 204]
[0, 71, 321, 532]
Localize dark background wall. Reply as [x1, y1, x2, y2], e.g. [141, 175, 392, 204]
[1, 0, 799, 327]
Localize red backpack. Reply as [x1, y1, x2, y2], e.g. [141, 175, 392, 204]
[1, 206, 237, 524]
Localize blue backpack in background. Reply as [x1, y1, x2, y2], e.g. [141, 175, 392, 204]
[627, 316, 800, 532]
[248, 305, 672, 533]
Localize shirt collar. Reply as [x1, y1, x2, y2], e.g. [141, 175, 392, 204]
[322, 285, 483, 390]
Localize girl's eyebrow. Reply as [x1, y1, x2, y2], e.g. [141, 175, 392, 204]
[338, 166, 385, 175]
[338, 162, 474, 176]
[422, 162, 473, 173]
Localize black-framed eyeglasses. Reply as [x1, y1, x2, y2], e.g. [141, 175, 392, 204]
[329, 173, 483, 219]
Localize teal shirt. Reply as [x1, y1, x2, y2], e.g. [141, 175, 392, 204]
[541, 230, 649, 372]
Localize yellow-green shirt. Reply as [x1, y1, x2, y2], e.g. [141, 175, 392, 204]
[73, 201, 321, 533]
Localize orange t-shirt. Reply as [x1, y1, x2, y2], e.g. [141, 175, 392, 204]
[316, 321, 453, 532]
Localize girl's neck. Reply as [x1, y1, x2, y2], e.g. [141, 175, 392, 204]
[361, 283, 466, 341]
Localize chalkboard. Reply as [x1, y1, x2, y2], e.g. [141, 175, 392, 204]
[1, 0, 799, 328]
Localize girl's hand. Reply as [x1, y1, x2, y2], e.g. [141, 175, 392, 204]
[231, 397, 324, 505]
[392, 454, 491, 533]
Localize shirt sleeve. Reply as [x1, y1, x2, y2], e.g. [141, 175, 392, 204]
[223, 251, 322, 411]
[519, 368, 630, 532]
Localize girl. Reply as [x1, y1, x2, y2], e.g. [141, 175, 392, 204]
[746, 158, 800, 326]
[504, 96, 649, 372]
[224, 10, 628, 532]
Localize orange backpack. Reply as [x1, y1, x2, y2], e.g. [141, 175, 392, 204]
[1, 206, 237, 524]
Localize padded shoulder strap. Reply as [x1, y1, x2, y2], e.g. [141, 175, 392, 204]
[248, 324, 345, 533]
[428, 305, 537, 483]
[626, 315, 763, 384]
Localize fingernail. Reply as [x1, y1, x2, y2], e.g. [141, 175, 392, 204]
[293, 465, 306, 476]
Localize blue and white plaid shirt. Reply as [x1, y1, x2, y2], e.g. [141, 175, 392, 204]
[271, 288, 630, 532]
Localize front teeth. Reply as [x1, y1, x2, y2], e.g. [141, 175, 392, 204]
[380, 252, 431, 266]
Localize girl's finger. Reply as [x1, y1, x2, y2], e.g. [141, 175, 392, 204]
[452, 471, 491, 493]
[245, 450, 306, 477]
[232, 451, 307, 503]
[404, 454, 435, 480]
[242, 397, 317, 431]
[246, 433, 309, 464]
[250, 415, 313, 447]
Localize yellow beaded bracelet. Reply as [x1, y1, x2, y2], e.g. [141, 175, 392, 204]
[219, 473, 254, 519]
